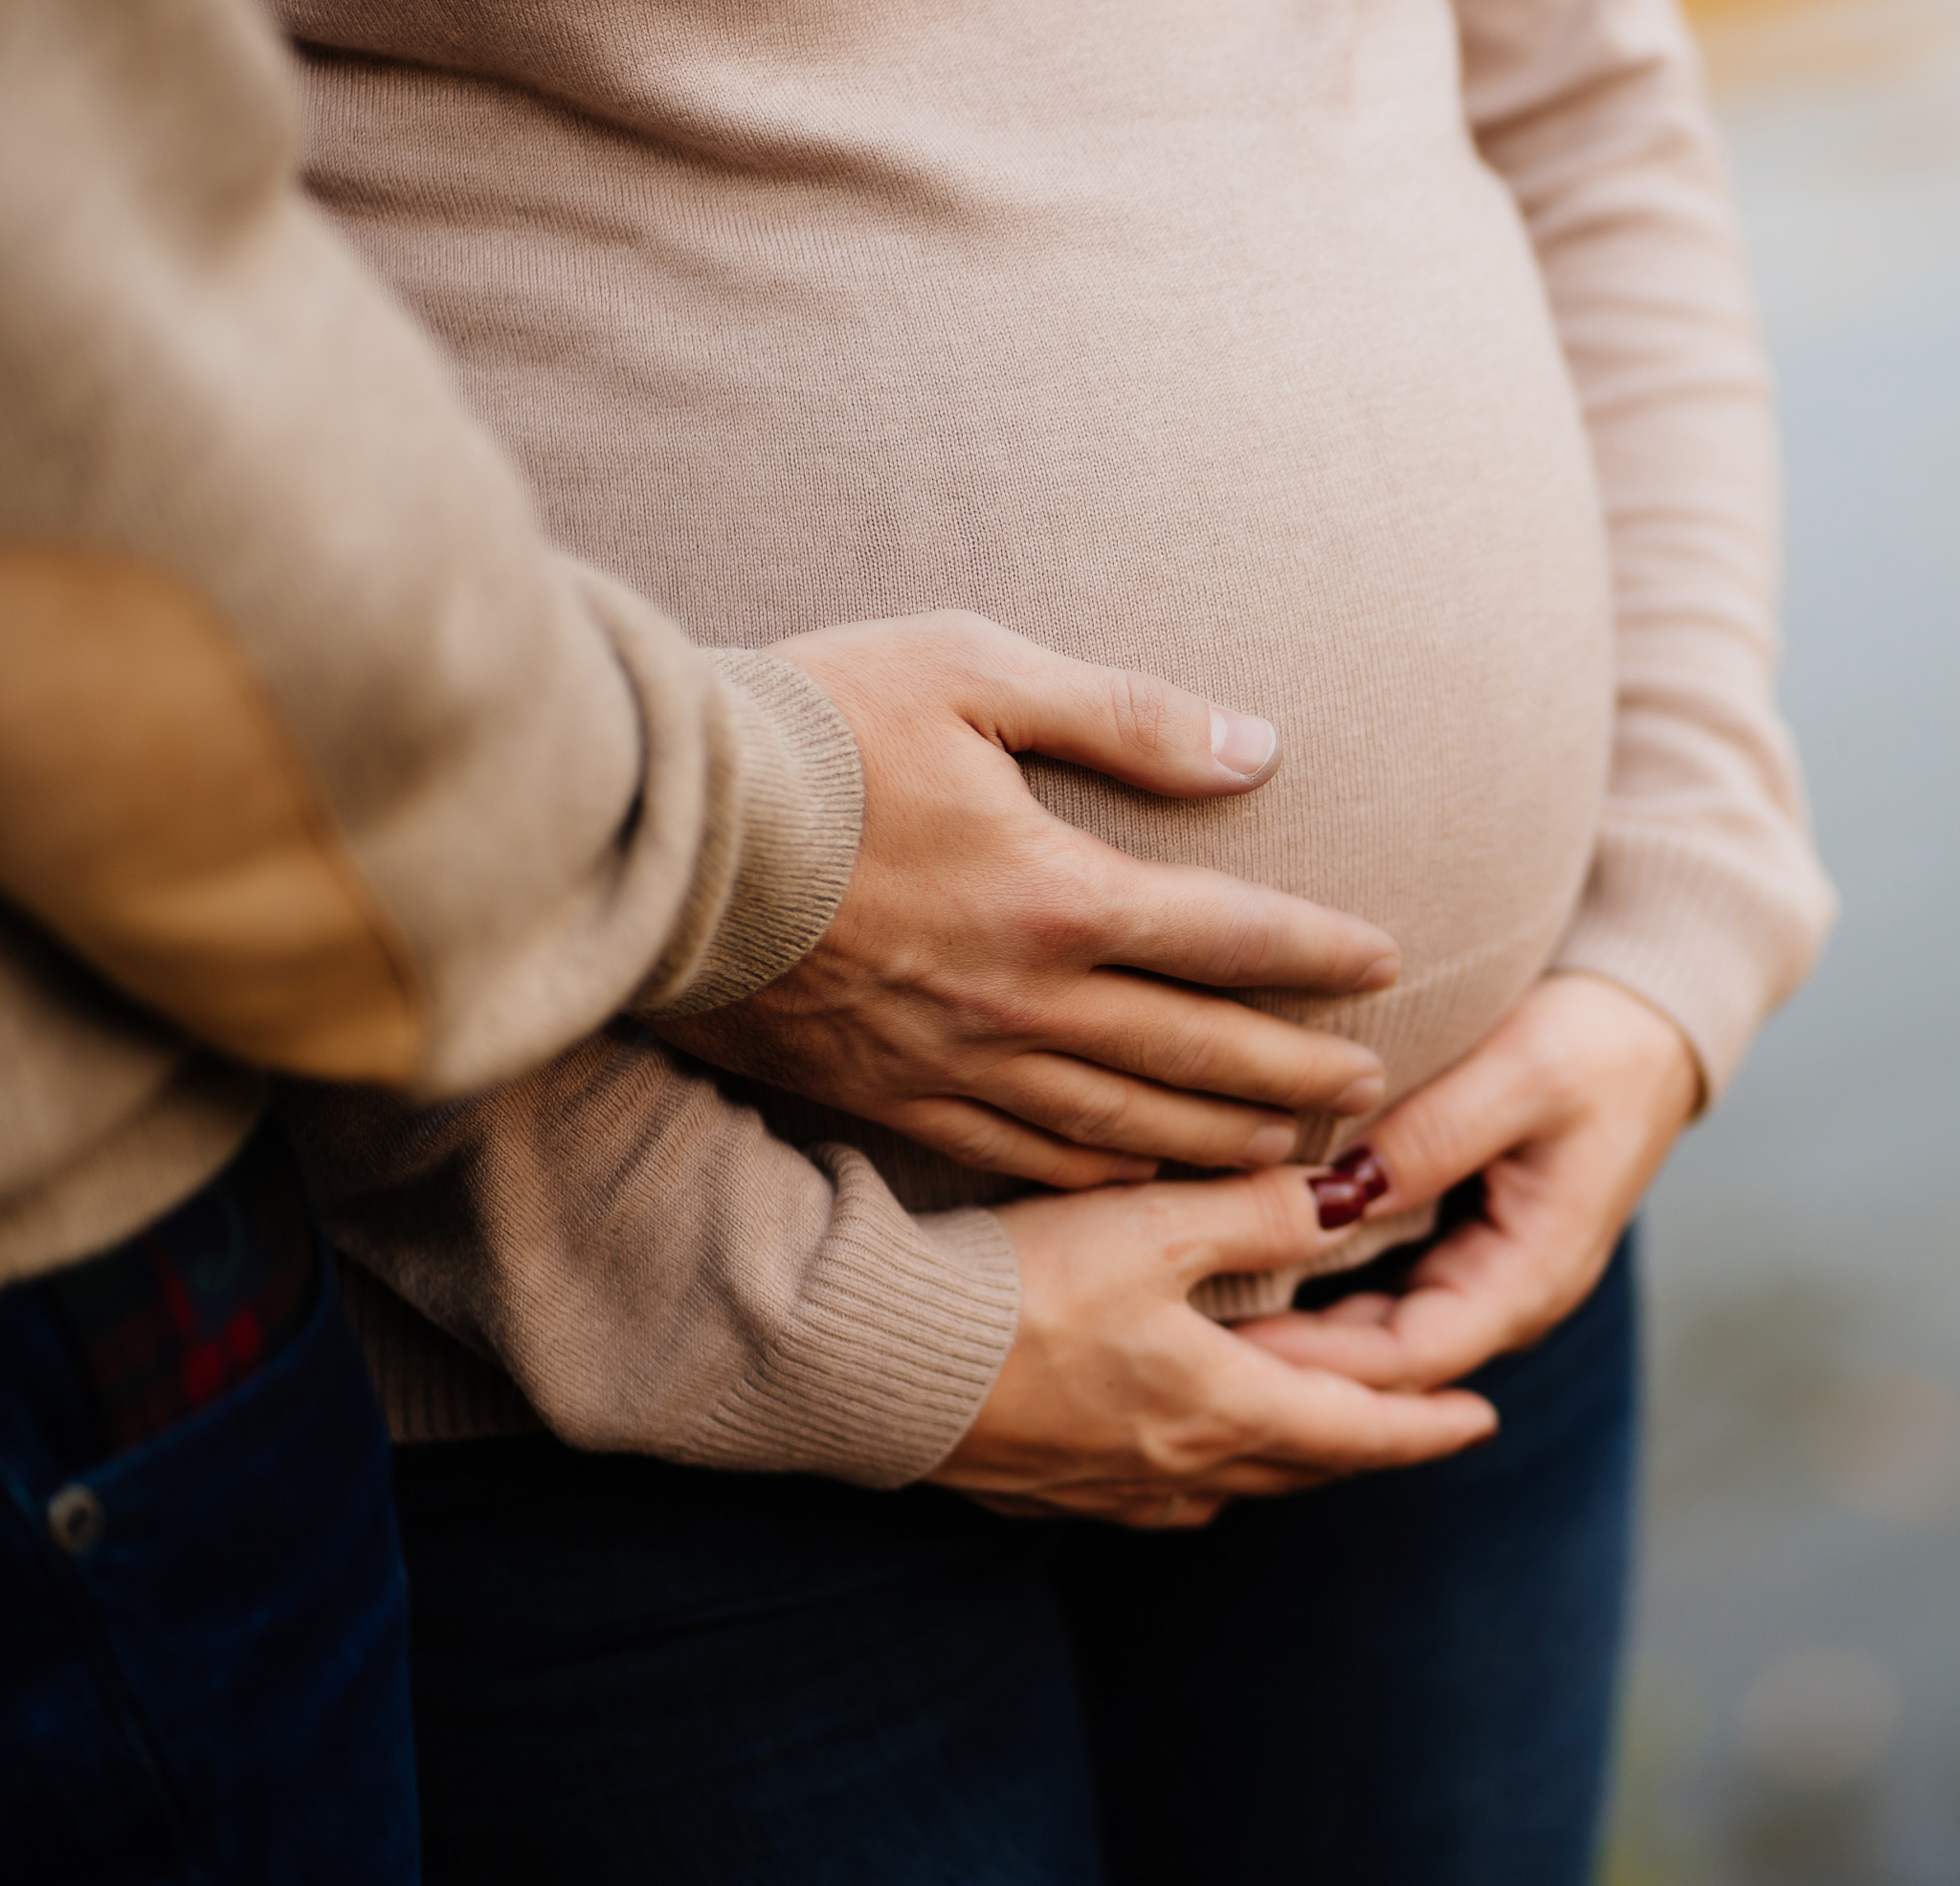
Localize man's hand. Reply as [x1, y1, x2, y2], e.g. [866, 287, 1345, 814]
[658, 611, 1398, 1188]
[1236, 973, 1700, 1389]
[928, 1165, 1499, 1527]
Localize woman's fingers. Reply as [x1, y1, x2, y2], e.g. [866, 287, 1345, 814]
[1241, 1080, 1659, 1391]
[952, 1357, 1494, 1525]
[1136, 1165, 1370, 1284]
[1361, 974, 1696, 1222]
[1234, 1221, 1536, 1390]
[947, 1167, 1491, 1523]
[1353, 984, 1600, 1217]
[985, 1162, 1364, 1276]
[1211, 1326, 1500, 1473]
[1359, 1045, 1557, 1218]
[939, 980, 1694, 1528]
[1274, 977, 1705, 1387]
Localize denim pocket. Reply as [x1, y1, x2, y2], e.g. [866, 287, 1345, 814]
[1, 1259, 419, 1885]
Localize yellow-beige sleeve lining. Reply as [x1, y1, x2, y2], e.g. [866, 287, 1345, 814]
[0, 544, 427, 1080]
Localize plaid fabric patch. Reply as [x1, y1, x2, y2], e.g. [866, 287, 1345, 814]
[46, 1126, 318, 1455]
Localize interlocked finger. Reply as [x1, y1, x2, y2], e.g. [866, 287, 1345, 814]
[1233, 1206, 1590, 1391]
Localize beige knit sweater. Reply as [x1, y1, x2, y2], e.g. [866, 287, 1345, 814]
[278, 0, 1835, 1484]
[0, 0, 861, 1286]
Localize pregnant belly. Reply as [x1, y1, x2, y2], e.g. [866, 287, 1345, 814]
[731, 209, 1615, 1224]
[313, 57, 1617, 1222]
[702, 181, 1613, 1168]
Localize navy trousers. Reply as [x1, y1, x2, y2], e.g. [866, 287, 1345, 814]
[0, 1149, 419, 1884]
[398, 1234, 1638, 1886]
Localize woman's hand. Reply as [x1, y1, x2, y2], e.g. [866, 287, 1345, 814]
[1236, 973, 1699, 1390]
[657, 611, 1396, 1189]
[927, 1165, 1498, 1527]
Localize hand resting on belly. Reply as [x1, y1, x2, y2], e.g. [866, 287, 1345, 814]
[1236, 974, 1699, 1397]
[659, 610, 1398, 1187]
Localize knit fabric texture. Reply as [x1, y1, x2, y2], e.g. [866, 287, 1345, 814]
[0, 0, 863, 1287]
[278, 0, 1837, 1477]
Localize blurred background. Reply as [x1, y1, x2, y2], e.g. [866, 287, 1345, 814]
[1606, 0, 1960, 1878]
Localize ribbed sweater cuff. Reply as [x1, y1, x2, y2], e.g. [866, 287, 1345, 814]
[1552, 827, 1832, 1104]
[341, 1155, 1020, 1488]
[690, 1155, 1021, 1488]
[645, 651, 863, 1017]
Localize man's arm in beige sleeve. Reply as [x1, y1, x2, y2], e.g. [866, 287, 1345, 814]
[0, 0, 860, 1099]
[1457, 0, 1838, 1098]
[278, 1032, 1020, 1487]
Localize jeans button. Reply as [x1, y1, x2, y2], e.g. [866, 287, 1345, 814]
[47, 1483, 106, 1556]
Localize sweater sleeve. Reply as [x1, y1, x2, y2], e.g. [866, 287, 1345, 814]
[1455, 0, 1837, 1098]
[0, 0, 860, 1101]
[276, 1028, 1022, 1486]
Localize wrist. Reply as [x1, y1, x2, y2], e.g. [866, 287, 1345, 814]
[1543, 969, 1702, 1126]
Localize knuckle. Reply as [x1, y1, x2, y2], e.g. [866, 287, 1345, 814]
[1108, 669, 1177, 757]
[1131, 1403, 1204, 1471]
[947, 983, 1049, 1042]
[1247, 1165, 1317, 1252]
[1201, 893, 1286, 986]
[1145, 1404, 1255, 1479]
[1010, 838, 1114, 954]
[1015, 900, 1099, 966]
[1132, 1437, 1188, 1482]
[928, 1109, 1019, 1168]
[1147, 1006, 1238, 1090]
[1134, 1426, 1206, 1481]
[1507, 1009, 1589, 1115]
[914, 610, 1011, 690]
[1047, 1077, 1137, 1147]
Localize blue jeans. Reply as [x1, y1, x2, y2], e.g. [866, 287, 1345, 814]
[0, 1140, 419, 1884]
[397, 1233, 1637, 1886]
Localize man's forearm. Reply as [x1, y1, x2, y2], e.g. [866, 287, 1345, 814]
[0, 0, 861, 1099]
[277, 1024, 1022, 1486]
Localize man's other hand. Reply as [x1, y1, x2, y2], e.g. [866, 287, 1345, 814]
[657, 610, 1398, 1187]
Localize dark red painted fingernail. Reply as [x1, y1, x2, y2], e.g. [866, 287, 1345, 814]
[1308, 1173, 1367, 1228]
[1333, 1145, 1390, 1202]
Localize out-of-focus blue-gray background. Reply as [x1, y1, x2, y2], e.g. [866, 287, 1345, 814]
[1608, 1, 1960, 1879]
